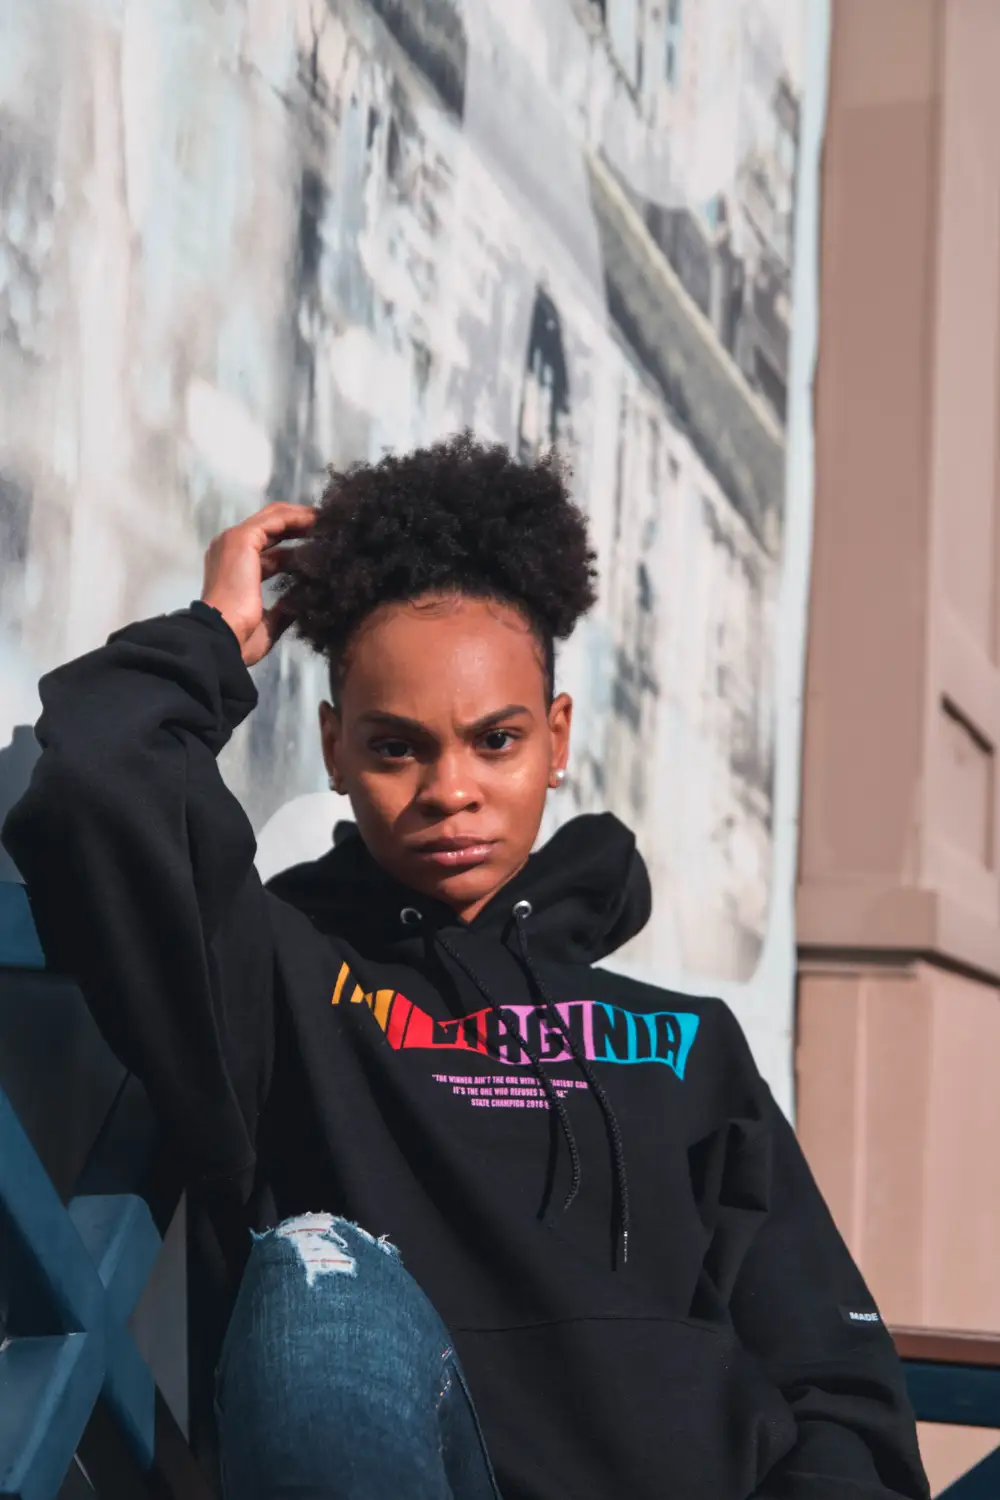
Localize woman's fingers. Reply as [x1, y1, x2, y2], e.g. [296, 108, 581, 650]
[243, 503, 317, 551]
[259, 544, 302, 579]
[201, 502, 315, 666]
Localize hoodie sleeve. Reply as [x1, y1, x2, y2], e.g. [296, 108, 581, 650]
[1, 605, 274, 1200]
[723, 1048, 929, 1497]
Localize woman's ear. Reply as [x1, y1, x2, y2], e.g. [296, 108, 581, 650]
[547, 693, 573, 787]
[319, 701, 345, 795]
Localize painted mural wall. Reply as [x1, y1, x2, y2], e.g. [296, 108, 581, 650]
[0, 0, 822, 1102]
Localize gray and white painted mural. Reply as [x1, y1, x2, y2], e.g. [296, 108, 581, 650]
[0, 0, 825, 1103]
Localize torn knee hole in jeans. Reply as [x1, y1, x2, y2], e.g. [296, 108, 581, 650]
[265, 1213, 398, 1287]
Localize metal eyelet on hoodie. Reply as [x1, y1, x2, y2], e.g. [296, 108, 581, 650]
[400, 907, 422, 926]
[512, 900, 533, 920]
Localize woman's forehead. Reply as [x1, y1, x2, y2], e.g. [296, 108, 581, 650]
[342, 597, 547, 713]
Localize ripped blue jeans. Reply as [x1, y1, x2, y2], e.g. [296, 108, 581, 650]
[215, 1215, 501, 1500]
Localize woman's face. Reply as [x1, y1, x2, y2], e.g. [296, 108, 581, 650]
[320, 594, 572, 921]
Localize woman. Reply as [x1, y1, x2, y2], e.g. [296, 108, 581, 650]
[3, 435, 927, 1500]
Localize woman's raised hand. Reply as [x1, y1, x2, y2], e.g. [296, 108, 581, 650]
[201, 502, 316, 666]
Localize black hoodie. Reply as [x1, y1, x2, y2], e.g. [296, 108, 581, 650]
[3, 606, 928, 1500]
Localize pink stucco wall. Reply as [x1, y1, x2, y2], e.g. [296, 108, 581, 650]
[799, 1, 1000, 1489]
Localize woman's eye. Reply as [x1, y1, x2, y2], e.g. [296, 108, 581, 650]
[373, 739, 412, 760]
[481, 729, 516, 753]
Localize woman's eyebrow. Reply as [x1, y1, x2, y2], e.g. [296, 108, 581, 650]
[355, 710, 428, 734]
[355, 705, 531, 736]
[465, 705, 532, 734]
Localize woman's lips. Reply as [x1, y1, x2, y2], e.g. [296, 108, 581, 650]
[411, 840, 498, 871]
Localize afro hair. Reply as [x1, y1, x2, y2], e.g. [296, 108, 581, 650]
[279, 432, 598, 696]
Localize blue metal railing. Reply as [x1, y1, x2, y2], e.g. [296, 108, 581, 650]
[0, 881, 213, 1499]
[899, 1342, 1000, 1500]
[0, 1090, 160, 1497]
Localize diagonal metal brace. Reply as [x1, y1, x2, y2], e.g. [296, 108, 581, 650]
[0, 1087, 162, 1500]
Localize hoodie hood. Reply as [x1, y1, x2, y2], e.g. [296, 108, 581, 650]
[266, 811, 652, 965]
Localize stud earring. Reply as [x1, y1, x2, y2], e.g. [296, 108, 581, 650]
[328, 776, 339, 792]
[553, 767, 567, 786]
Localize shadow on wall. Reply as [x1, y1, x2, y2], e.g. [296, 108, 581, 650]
[0, 725, 39, 882]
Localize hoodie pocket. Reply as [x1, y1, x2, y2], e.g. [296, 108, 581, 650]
[455, 1314, 797, 1500]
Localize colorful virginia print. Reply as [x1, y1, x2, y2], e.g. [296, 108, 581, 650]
[331, 964, 700, 1080]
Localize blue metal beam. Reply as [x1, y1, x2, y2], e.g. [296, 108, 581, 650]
[0, 1089, 161, 1499]
[905, 1360, 1000, 1429]
[0, 1337, 102, 1500]
[937, 1443, 1000, 1499]
[69, 1195, 161, 1464]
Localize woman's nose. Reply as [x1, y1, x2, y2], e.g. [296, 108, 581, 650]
[416, 752, 480, 814]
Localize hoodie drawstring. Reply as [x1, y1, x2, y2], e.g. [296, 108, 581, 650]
[432, 926, 584, 1217]
[406, 902, 630, 1269]
[512, 903, 630, 1269]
